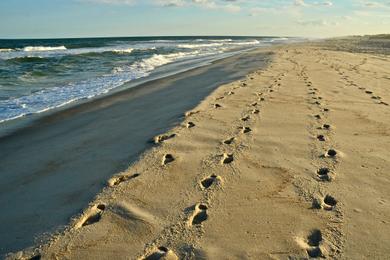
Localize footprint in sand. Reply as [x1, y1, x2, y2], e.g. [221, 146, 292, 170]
[108, 173, 140, 187]
[241, 115, 250, 122]
[322, 195, 338, 211]
[251, 102, 258, 107]
[259, 97, 265, 101]
[162, 154, 175, 165]
[144, 246, 178, 260]
[186, 122, 196, 128]
[189, 203, 208, 226]
[380, 101, 389, 106]
[76, 204, 106, 228]
[297, 229, 324, 258]
[223, 137, 235, 145]
[201, 175, 222, 189]
[214, 103, 222, 108]
[371, 96, 381, 100]
[323, 108, 329, 112]
[325, 149, 338, 158]
[317, 135, 326, 142]
[314, 101, 321, 105]
[365, 90, 373, 94]
[221, 153, 234, 164]
[185, 110, 200, 117]
[216, 96, 224, 101]
[240, 126, 252, 134]
[317, 167, 334, 181]
[227, 91, 235, 95]
[153, 133, 176, 144]
[252, 109, 260, 114]
[314, 114, 322, 120]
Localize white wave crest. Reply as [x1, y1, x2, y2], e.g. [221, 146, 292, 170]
[112, 48, 134, 54]
[0, 48, 14, 52]
[178, 43, 224, 49]
[22, 46, 67, 52]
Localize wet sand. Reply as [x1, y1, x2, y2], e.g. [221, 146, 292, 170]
[6, 40, 390, 259]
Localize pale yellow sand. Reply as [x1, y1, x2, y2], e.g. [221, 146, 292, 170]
[13, 44, 390, 259]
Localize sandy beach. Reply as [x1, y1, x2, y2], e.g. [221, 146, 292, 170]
[9, 39, 390, 259]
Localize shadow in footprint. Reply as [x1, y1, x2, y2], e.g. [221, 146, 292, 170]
[201, 175, 221, 189]
[186, 122, 195, 128]
[191, 204, 208, 225]
[162, 154, 175, 165]
[323, 195, 337, 210]
[153, 133, 176, 144]
[144, 246, 178, 260]
[252, 109, 260, 114]
[108, 173, 140, 187]
[214, 103, 222, 108]
[241, 115, 250, 122]
[79, 204, 106, 228]
[221, 153, 234, 164]
[305, 229, 323, 258]
[223, 137, 235, 145]
[317, 167, 332, 181]
[240, 127, 252, 134]
[326, 149, 337, 158]
[317, 135, 325, 142]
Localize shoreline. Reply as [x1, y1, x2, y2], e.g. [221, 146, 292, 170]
[0, 47, 274, 256]
[10, 40, 390, 259]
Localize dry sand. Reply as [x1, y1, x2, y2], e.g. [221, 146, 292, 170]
[11, 42, 390, 259]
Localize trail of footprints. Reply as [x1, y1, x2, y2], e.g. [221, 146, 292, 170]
[136, 70, 288, 258]
[47, 67, 289, 259]
[299, 67, 344, 258]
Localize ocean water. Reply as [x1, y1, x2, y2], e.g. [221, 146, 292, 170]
[0, 36, 288, 123]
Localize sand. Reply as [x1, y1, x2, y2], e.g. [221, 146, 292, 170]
[10, 41, 390, 259]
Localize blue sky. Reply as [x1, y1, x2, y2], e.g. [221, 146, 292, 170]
[0, 0, 389, 38]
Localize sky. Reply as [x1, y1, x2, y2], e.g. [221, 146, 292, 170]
[0, 0, 389, 39]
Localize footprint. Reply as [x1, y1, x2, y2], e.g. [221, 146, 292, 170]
[314, 114, 322, 120]
[162, 154, 175, 165]
[216, 96, 224, 101]
[144, 246, 178, 260]
[223, 137, 235, 145]
[314, 101, 321, 105]
[241, 82, 248, 87]
[221, 153, 234, 164]
[325, 149, 337, 158]
[76, 204, 106, 228]
[323, 108, 329, 112]
[252, 109, 260, 114]
[241, 115, 250, 122]
[227, 91, 235, 95]
[300, 229, 324, 258]
[371, 96, 381, 100]
[186, 122, 196, 128]
[153, 133, 176, 144]
[251, 102, 258, 107]
[322, 124, 331, 130]
[201, 175, 221, 189]
[317, 135, 325, 142]
[240, 126, 252, 134]
[189, 203, 208, 226]
[380, 101, 389, 106]
[365, 90, 373, 94]
[214, 103, 222, 108]
[108, 173, 140, 187]
[322, 195, 338, 210]
[259, 97, 265, 101]
[185, 110, 200, 117]
[317, 167, 333, 181]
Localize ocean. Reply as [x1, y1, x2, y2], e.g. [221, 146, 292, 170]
[0, 36, 289, 124]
